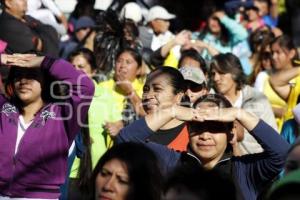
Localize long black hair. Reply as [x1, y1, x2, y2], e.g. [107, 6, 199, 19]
[91, 142, 163, 200]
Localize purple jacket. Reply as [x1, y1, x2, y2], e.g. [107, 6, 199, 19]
[0, 57, 94, 198]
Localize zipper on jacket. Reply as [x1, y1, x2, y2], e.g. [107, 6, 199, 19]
[7, 156, 17, 196]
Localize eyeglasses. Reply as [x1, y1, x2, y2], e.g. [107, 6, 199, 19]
[186, 81, 206, 93]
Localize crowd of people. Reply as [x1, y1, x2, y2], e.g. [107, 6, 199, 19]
[0, 0, 300, 199]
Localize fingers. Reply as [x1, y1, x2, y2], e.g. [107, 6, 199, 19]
[196, 107, 220, 121]
[192, 109, 205, 121]
[2, 54, 37, 66]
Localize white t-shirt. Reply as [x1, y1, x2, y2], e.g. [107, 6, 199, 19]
[15, 116, 32, 155]
[254, 71, 268, 93]
[151, 30, 174, 51]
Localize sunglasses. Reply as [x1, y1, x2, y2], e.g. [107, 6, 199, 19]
[186, 81, 206, 93]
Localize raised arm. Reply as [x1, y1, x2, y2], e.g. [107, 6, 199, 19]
[4, 54, 95, 140]
[41, 57, 94, 140]
[117, 104, 198, 142]
[160, 30, 191, 58]
[269, 67, 300, 100]
[214, 11, 248, 44]
[200, 107, 289, 184]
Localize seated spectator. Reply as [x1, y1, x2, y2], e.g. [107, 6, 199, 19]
[179, 66, 208, 104]
[193, 9, 252, 75]
[0, 53, 94, 199]
[244, 5, 266, 32]
[248, 28, 286, 131]
[0, 0, 59, 56]
[269, 35, 300, 123]
[60, 16, 95, 59]
[91, 142, 163, 200]
[143, 5, 176, 51]
[99, 47, 146, 130]
[249, 26, 275, 85]
[150, 30, 191, 68]
[141, 67, 189, 151]
[66, 48, 122, 199]
[210, 53, 277, 154]
[117, 93, 289, 200]
[193, 10, 248, 61]
[178, 49, 208, 74]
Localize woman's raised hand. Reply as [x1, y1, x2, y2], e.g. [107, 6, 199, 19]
[196, 107, 240, 122]
[1, 54, 44, 68]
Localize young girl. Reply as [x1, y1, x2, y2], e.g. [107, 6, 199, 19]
[0, 53, 94, 199]
[269, 35, 300, 122]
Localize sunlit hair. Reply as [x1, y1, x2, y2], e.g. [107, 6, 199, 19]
[146, 66, 186, 95]
[210, 53, 246, 91]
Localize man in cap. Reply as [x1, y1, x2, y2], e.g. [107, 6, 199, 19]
[179, 66, 208, 104]
[60, 16, 95, 58]
[141, 5, 176, 51]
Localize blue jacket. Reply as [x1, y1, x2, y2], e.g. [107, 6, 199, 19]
[0, 57, 94, 198]
[117, 118, 289, 200]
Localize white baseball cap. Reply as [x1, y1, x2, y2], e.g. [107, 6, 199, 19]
[146, 6, 176, 23]
[179, 67, 207, 85]
[120, 2, 143, 23]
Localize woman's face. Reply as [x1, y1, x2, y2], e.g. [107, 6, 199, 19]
[95, 159, 130, 200]
[210, 68, 237, 96]
[115, 52, 139, 82]
[142, 73, 182, 114]
[71, 54, 95, 78]
[271, 42, 294, 70]
[14, 75, 43, 105]
[189, 102, 228, 166]
[185, 81, 208, 104]
[208, 16, 221, 34]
